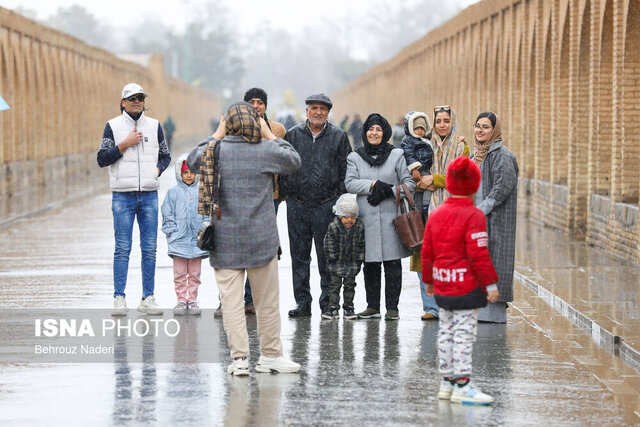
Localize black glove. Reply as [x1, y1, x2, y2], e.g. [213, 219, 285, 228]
[367, 181, 394, 206]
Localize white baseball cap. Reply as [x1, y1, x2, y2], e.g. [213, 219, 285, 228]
[121, 83, 147, 99]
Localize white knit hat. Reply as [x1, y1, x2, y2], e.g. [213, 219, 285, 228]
[333, 194, 359, 217]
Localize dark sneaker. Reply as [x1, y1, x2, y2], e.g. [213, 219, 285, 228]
[244, 302, 256, 315]
[288, 303, 311, 317]
[357, 308, 381, 319]
[385, 309, 399, 320]
[343, 308, 357, 320]
[214, 303, 223, 318]
[321, 309, 339, 319]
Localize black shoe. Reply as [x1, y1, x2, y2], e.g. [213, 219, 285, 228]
[288, 303, 311, 317]
[321, 309, 339, 320]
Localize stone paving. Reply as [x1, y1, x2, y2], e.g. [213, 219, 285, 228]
[0, 142, 639, 424]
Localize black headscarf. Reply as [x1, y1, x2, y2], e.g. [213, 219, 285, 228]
[356, 113, 394, 166]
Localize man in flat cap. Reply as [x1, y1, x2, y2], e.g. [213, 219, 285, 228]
[279, 93, 352, 317]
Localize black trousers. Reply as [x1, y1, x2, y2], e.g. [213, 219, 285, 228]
[286, 198, 335, 310]
[363, 259, 402, 311]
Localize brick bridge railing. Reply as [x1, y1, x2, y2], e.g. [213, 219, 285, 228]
[0, 8, 220, 226]
[333, 0, 640, 262]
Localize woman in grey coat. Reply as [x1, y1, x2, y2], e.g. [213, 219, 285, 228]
[345, 113, 416, 320]
[199, 102, 303, 375]
[472, 111, 518, 323]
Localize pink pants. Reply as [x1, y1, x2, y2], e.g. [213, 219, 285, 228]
[173, 257, 202, 302]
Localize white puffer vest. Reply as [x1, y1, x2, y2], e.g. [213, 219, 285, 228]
[108, 111, 160, 192]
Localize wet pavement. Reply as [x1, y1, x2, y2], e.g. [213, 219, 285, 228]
[0, 141, 639, 425]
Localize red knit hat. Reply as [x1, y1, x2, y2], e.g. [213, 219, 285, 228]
[181, 161, 190, 173]
[446, 156, 481, 195]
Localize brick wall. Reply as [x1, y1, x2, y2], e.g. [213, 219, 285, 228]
[0, 8, 220, 225]
[333, 0, 640, 263]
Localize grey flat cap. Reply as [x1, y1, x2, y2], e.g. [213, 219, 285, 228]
[305, 93, 333, 109]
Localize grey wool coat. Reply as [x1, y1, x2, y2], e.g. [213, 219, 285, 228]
[345, 149, 416, 262]
[475, 140, 519, 302]
[209, 136, 301, 269]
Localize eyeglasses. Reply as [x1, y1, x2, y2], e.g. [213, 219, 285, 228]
[125, 94, 146, 102]
[434, 105, 452, 113]
[474, 123, 492, 130]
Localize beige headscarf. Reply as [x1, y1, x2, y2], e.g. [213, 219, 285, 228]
[430, 106, 467, 210]
[473, 112, 502, 167]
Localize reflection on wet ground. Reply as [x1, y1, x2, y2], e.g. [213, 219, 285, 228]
[0, 142, 637, 424]
[515, 216, 640, 370]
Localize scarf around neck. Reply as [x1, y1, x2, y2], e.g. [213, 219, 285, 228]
[356, 113, 394, 166]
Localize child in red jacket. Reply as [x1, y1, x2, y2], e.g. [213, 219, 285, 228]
[421, 155, 499, 405]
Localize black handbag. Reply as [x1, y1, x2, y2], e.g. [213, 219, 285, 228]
[197, 222, 215, 251]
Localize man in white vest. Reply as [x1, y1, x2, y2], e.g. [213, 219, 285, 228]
[97, 83, 171, 316]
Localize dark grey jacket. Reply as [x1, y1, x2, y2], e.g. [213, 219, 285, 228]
[323, 217, 365, 277]
[207, 136, 301, 268]
[279, 121, 351, 206]
[475, 140, 518, 302]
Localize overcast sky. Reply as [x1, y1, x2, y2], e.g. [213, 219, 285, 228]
[0, 0, 480, 34]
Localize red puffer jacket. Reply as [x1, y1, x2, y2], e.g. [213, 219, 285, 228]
[421, 197, 498, 310]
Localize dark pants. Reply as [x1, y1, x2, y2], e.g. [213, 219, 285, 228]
[244, 199, 281, 305]
[328, 273, 357, 311]
[363, 259, 402, 311]
[286, 198, 335, 310]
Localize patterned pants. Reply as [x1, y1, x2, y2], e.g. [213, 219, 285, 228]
[437, 308, 478, 378]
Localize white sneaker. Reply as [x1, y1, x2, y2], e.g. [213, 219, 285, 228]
[112, 296, 128, 316]
[256, 356, 301, 374]
[187, 301, 201, 315]
[173, 301, 187, 315]
[438, 379, 454, 400]
[450, 382, 494, 405]
[137, 295, 163, 315]
[227, 357, 249, 376]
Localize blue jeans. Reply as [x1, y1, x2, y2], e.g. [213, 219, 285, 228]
[112, 191, 158, 298]
[419, 272, 439, 316]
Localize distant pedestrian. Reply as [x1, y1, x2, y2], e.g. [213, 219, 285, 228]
[348, 113, 363, 150]
[472, 111, 518, 323]
[97, 83, 170, 316]
[322, 194, 365, 320]
[345, 113, 415, 321]
[392, 117, 404, 147]
[279, 93, 351, 317]
[163, 116, 175, 153]
[422, 155, 498, 405]
[161, 154, 208, 316]
[340, 115, 350, 132]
